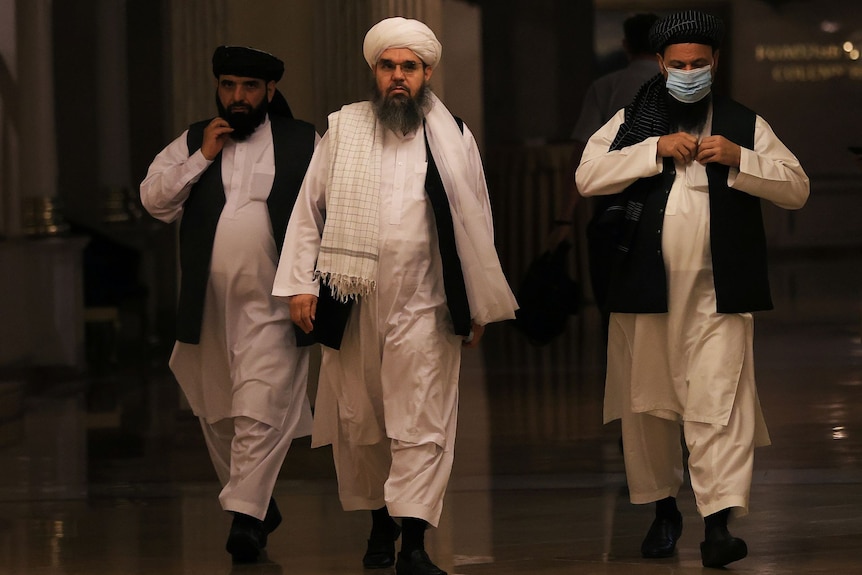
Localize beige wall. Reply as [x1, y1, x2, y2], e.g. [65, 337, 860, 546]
[440, 0, 484, 151]
[224, 0, 318, 129]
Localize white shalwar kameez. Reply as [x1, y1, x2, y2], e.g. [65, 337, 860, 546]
[140, 116, 314, 520]
[576, 108, 809, 518]
[274, 122, 490, 527]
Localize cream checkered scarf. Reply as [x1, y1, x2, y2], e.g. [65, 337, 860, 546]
[316, 103, 382, 300]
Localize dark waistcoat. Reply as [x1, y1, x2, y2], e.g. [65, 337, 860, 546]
[606, 97, 773, 314]
[176, 115, 316, 344]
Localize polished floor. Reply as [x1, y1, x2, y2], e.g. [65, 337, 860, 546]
[1, 249, 860, 575]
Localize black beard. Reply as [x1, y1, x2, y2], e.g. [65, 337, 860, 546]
[371, 81, 431, 135]
[666, 92, 712, 136]
[216, 94, 269, 141]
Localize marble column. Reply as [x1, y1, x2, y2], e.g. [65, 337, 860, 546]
[16, 0, 64, 236]
[96, 0, 134, 222]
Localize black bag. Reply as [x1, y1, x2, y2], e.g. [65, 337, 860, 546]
[585, 194, 627, 313]
[311, 283, 354, 350]
[512, 239, 581, 345]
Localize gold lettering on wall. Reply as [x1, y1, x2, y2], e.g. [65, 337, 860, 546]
[755, 42, 861, 82]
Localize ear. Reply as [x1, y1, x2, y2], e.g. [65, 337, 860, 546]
[424, 65, 434, 82]
[266, 80, 276, 102]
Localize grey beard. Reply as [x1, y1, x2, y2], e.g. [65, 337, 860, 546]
[372, 83, 431, 135]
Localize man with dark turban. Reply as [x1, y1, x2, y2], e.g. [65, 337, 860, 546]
[576, 10, 809, 568]
[140, 45, 318, 563]
[273, 16, 517, 575]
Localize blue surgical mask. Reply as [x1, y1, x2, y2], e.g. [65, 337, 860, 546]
[664, 65, 713, 103]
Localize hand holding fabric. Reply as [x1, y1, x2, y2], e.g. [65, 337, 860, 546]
[657, 132, 699, 163]
[697, 135, 741, 167]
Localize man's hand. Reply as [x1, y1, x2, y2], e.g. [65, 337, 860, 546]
[463, 322, 485, 349]
[289, 294, 318, 334]
[201, 117, 234, 161]
[657, 132, 699, 163]
[696, 135, 741, 167]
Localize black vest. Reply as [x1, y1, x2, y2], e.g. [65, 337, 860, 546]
[176, 115, 316, 344]
[606, 97, 773, 314]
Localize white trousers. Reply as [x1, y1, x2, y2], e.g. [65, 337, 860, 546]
[329, 414, 455, 528]
[201, 416, 295, 520]
[620, 357, 759, 518]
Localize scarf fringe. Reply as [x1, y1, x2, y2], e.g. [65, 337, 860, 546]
[316, 271, 376, 302]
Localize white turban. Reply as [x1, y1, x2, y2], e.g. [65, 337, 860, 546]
[363, 17, 442, 68]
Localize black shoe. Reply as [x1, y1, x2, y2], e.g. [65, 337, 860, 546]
[700, 532, 748, 568]
[363, 521, 402, 568]
[641, 512, 683, 558]
[395, 549, 447, 575]
[226, 512, 266, 563]
[262, 498, 282, 543]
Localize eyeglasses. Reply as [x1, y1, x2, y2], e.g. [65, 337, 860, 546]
[377, 59, 423, 75]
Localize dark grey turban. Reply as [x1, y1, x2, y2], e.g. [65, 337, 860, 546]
[212, 45, 284, 82]
[648, 10, 724, 53]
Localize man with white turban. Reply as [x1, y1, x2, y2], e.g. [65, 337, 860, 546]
[273, 16, 517, 575]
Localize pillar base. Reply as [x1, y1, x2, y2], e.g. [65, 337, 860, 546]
[21, 196, 70, 236]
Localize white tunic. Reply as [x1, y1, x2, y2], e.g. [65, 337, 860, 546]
[576, 107, 808, 434]
[140, 117, 315, 434]
[274, 122, 491, 449]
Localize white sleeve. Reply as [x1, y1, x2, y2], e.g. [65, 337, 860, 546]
[575, 109, 664, 197]
[728, 115, 810, 210]
[272, 131, 330, 299]
[139, 130, 213, 223]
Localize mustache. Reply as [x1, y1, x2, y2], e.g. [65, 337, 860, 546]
[387, 82, 409, 94]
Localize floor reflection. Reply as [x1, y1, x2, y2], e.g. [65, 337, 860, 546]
[0, 250, 860, 574]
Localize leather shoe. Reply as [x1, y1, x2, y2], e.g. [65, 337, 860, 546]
[395, 549, 447, 575]
[262, 497, 282, 546]
[700, 533, 748, 568]
[363, 521, 401, 568]
[226, 512, 266, 563]
[641, 512, 683, 558]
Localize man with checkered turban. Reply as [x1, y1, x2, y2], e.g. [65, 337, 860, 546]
[576, 9, 809, 568]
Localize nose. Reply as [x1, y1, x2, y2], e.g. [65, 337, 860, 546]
[391, 64, 406, 80]
[230, 85, 248, 103]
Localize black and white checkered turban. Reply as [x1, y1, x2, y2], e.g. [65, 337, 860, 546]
[649, 10, 725, 53]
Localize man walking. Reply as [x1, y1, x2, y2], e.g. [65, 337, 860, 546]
[273, 17, 517, 575]
[141, 46, 317, 563]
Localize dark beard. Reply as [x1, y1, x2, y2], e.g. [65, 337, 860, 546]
[371, 81, 431, 135]
[216, 94, 269, 141]
[666, 92, 711, 136]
